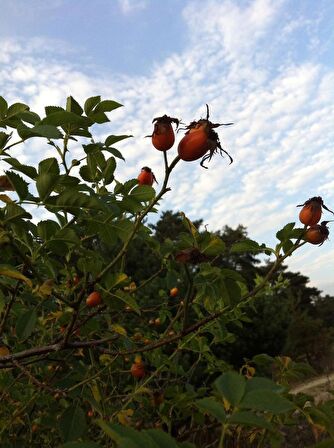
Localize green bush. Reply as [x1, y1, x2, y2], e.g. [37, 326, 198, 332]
[0, 95, 333, 447]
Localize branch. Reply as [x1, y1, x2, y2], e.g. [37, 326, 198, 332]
[0, 281, 20, 336]
[0, 336, 118, 369]
[11, 359, 65, 396]
[0, 239, 306, 368]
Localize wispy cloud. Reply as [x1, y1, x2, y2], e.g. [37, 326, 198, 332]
[118, 0, 148, 15]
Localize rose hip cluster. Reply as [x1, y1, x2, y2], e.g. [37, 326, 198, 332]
[137, 106, 233, 185]
[298, 197, 333, 245]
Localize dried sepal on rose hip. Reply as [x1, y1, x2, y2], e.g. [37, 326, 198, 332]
[305, 221, 331, 245]
[147, 114, 180, 151]
[297, 196, 334, 226]
[175, 247, 210, 264]
[178, 104, 233, 168]
[137, 166, 157, 186]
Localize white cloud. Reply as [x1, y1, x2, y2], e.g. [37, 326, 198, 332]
[118, 0, 148, 15]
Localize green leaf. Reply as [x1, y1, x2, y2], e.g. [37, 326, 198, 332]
[0, 96, 8, 116]
[4, 203, 32, 221]
[32, 124, 63, 139]
[38, 157, 60, 174]
[18, 110, 40, 125]
[4, 172, 29, 200]
[130, 185, 155, 202]
[276, 222, 295, 242]
[3, 116, 22, 129]
[59, 405, 86, 442]
[231, 239, 260, 253]
[6, 102, 29, 118]
[240, 390, 295, 414]
[36, 173, 59, 201]
[96, 420, 136, 443]
[105, 146, 125, 160]
[228, 411, 274, 431]
[96, 422, 171, 448]
[123, 179, 139, 194]
[180, 212, 199, 241]
[77, 254, 103, 277]
[223, 278, 241, 304]
[45, 105, 64, 115]
[94, 100, 123, 113]
[107, 291, 141, 315]
[245, 377, 285, 394]
[87, 147, 106, 173]
[0, 265, 32, 287]
[37, 220, 61, 241]
[16, 310, 37, 339]
[110, 219, 134, 242]
[214, 372, 246, 407]
[201, 235, 226, 256]
[282, 239, 294, 254]
[0, 131, 11, 149]
[145, 429, 180, 448]
[88, 112, 109, 124]
[103, 157, 116, 184]
[105, 134, 132, 147]
[196, 397, 226, 421]
[66, 96, 83, 116]
[51, 190, 106, 213]
[42, 111, 89, 127]
[84, 96, 101, 115]
[89, 221, 117, 247]
[105, 273, 128, 290]
[79, 165, 96, 182]
[221, 268, 246, 284]
[17, 124, 38, 140]
[4, 157, 38, 179]
[53, 228, 80, 245]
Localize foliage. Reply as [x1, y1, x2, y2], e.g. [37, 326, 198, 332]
[0, 95, 333, 447]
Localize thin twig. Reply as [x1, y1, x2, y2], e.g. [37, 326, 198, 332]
[0, 281, 20, 336]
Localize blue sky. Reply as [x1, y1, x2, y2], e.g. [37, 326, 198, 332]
[0, 0, 334, 295]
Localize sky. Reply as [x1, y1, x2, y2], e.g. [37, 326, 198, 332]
[0, 0, 333, 295]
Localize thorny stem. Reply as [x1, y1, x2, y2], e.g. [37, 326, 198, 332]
[95, 154, 180, 282]
[0, 281, 20, 336]
[11, 359, 65, 396]
[130, 266, 166, 293]
[3, 139, 24, 152]
[182, 264, 194, 332]
[219, 423, 227, 448]
[66, 356, 118, 392]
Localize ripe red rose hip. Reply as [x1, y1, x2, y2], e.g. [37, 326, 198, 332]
[131, 356, 145, 379]
[178, 104, 233, 168]
[150, 115, 179, 151]
[86, 291, 102, 307]
[297, 196, 333, 226]
[169, 287, 179, 297]
[305, 221, 331, 245]
[137, 167, 157, 186]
